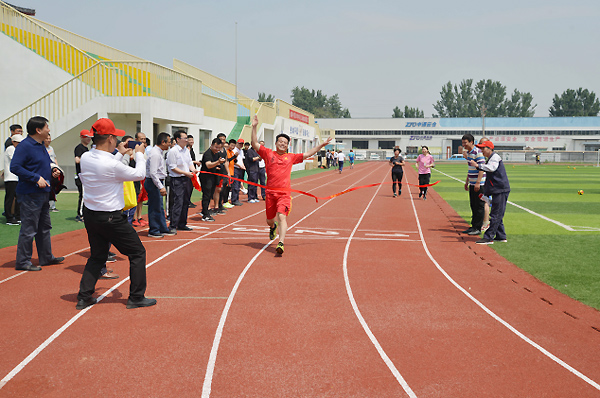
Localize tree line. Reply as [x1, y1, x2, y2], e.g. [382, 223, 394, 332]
[258, 80, 600, 119]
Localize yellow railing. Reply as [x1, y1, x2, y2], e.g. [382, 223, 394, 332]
[31, 17, 144, 62]
[1, 1, 98, 76]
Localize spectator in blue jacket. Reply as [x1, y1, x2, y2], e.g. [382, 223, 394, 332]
[10, 116, 64, 271]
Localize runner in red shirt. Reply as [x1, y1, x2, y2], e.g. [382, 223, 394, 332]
[251, 115, 332, 255]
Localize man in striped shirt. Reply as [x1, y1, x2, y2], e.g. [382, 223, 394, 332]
[461, 134, 486, 235]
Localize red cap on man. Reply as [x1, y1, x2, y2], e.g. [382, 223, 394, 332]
[237, 138, 244, 144]
[90, 118, 125, 136]
[80, 129, 93, 137]
[476, 141, 494, 150]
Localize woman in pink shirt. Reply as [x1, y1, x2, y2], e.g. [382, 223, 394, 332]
[415, 145, 435, 200]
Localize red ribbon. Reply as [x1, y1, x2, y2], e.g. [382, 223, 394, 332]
[191, 171, 439, 203]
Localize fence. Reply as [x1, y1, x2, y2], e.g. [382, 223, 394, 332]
[496, 151, 600, 164]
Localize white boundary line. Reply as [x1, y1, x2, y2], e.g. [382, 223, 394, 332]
[342, 171, 417, 397]
[201, 164, 387, 398]
[432, 168, 600, 232]
[406, 174, 600, 392]
[0, 162, 364, 391]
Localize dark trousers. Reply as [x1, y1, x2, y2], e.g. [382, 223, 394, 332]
[469, 184, 485, 230]
[75, 177, 84, 217]
[418, 173, 431, 196]
[4, 181, 20, 221]
[200, 174, 217, 216]
[247, 169, 258, 200]
[483, 191, 509, 241]
[170, 177, 192, 229]
[78, 207, 147, 301]
[258, 167, 266, 199]
[165, 175, 173, 217]
[231, 167, 245, 203]
[144, 179, 169, 235]
[391, 171, 403, 194]
[220, 178, 230, 207]
[16, 192, 55, 269]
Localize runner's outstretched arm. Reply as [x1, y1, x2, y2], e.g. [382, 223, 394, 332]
[251, 116, 260, 152]
[303, 137, 333, 160]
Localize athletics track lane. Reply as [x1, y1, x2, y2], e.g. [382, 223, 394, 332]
[1, 162, 600, 396]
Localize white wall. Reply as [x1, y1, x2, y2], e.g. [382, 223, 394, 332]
[0, 32, 74, 121]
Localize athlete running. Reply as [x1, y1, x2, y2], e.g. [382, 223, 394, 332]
[251, 115, 333, 255]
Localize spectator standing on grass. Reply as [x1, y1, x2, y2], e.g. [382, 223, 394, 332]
[468, 140, 510, 245]
[251, 115, 332, 255]
[167, 130, 196, 231]
[258, 140, 267, 200]
[145, 132, 177, 238]
[74, 129, 93, 222]
[415, 145, 435, 200]
[76, 118, 155, 310]
[4, 133, 23, 225]
[461, 134, 486, 236]
[389, 148, 405, 197]
[10, 116, 64, 271]
[230, 138, 246, 206]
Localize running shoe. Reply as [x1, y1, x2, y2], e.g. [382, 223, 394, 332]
[276, 242, 284, 254]
[163, 229, 177, 236]
[132, 219, 141, 227]
[269, 222, 278, 240]
[75, 215, 84, 222]
[202, 215, 215, 222]
[222, 202, 234, 209]
[393, 193, 397, 198]
[51, 207, 59, 212]
[467, 229, 481, 235]
[481, 223, 490, 232]
[138, 218, 149, 226]
[214, 209, 226, 215]
[147, 233, 164, 238]
[494, 238, 507, 243]
[476, 238, 494, 245]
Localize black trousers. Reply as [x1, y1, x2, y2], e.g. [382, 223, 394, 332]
[469, 184, 485, 230]
[75, 177, 84, 217]
[247, 169, 258, 200]
[78, 207, 147, 301]
[219, 178, 230, 207]
[200, 174, 217, 216]
[258, 167, 266, 199]
[170, 177, 192, 229]
[3, 181, 19, 220]
[418, 173, 431, 196]
[391, 171, 403, 194]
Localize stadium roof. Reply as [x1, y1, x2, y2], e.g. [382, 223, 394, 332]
[4, 2, 35, 16]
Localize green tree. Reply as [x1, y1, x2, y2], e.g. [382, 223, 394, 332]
[392, 106, 403, 118]
[433, 79, 536, 117]
[549, 88, 600, 116]
[291, 86, 351, 118]
[258, 92, 275, 102]
[392, 106, 424, 118]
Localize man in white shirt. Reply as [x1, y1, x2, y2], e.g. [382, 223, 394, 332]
[337, 150, 345, 174]
[145, 132, 176, 238]
[166, 130, 197, 231]
[3, 133, 23, 225]
[76, 118, 156, 310]
[230, 138, 246, 206]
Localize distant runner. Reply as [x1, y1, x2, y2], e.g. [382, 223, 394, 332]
[389, 148, 405, 197]
[251, 116, 332, 255]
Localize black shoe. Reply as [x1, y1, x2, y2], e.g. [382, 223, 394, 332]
[476, 238, 494, 245]
[232, 201, 243, 206]
[44, 256, 65, 265]
[177, 226, 193, 231]
[147, 233, 164, 238]
[76, 297, 97, 310]
[16, 265, 42, 271]
[462, 227, 475, 234]
[189, 203, 197, 208]
[162, 229, 177, 236]
[214, 209, 226, 215]
[126, 297, 157, 309]
[6, 219, 19, 226]
[106, 255, 117, 263]
[467, 229, 481, 236]
[202, 215, 215, 222]
[419, 192, 422, 198]
[108, 251, 116, 257]
[75, 215, 84, 222]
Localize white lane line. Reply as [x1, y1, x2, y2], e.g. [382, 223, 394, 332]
[432, 168, 599, 232]
[0, 163, 373, 391]
[342, 171, 418, 398]
[0, 208, 269, 391]
[201, 164, 388, 398]
[406, 176, 600, 392]
[0, 272, 27, 285]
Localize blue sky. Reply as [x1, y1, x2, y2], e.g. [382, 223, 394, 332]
[19, 0, 600, 117]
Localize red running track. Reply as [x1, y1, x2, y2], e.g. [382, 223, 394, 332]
[0, 162, 599, 397]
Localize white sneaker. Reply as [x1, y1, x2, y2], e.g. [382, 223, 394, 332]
[241, 188, 248, 194]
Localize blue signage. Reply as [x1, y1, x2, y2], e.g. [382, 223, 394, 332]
[405, 122, 437, 128]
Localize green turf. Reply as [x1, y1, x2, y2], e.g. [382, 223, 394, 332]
[429, 162, 600, 310]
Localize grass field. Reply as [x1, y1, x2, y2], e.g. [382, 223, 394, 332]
[430, 162, 600, 310]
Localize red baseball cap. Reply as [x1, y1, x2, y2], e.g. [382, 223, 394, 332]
[476, 141, 494, 150]
[80, 129, 93, 137]
[90, 118, 125, 136]
[237, 138, 244, 143]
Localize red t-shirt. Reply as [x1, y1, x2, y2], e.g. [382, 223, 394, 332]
[257, 146, 304, 191]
